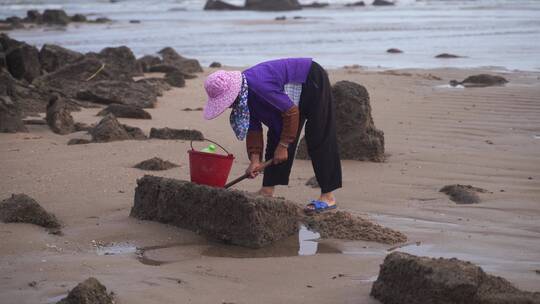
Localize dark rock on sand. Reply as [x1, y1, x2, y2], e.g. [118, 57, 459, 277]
[56, 277, 114, 304]
[39, 44, 83, 73]
[164, 70, 186, 88]
[149, 127, 204, 141]
[90, 114, 146, 142]
[305, 176, 319, 188]
[158, 47, 203, 74]
[1, 69, 49, 115]
[87, 46, 143, 80]
[23, 118, 47, 125]
[204, 0, 244, 10]
[74, 122, 92, 132]
[0, 95, 27, 133]
[303, 211, 406, 244]
[42, 9, 71, 25]
[209, 62, 222, 68]
[435, 53, 463, 58]
[25, 10, 42, 23]
[0, 33, 23, 52]
[131, 176, 301, 248]
[68, 138, 91, 145]
[76, 80, 158, 108]
[147, 64, 178, 73]
[0, 194, 61, 229]
[46, 94, 75, 134]
[370, 252, 540, 304]
[440, 184, 488, 204]
[97, 104, 152, 119]
[386, 48, 402, 53]
[136, 55, 162, 72]
[345, 1, 365, 7]
[92, 17, 112, 24]
[301, 2, 329, 8]
[135, 78, 171, 96]
[6, 43, 42, 82]
[245, 0, 301, 11]
[134, 157, 179, 171]
[450, 74, 509, 88]
[70, 14, 87, 22]
[373, 0, 394, 6]
[297, 81, 385, 161]
[275, 16, 287, 21]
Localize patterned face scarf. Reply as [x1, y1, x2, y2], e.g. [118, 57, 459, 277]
[229, 74, 250, 140]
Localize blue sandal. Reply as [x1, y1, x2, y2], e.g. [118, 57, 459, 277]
[304, 200, 337, 214]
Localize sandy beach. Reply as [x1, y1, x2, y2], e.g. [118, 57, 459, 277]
[1, 64, 539, 303]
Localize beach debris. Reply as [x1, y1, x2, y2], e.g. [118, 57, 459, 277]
[373, 0, 394, 6]
[149, 127, 204, 141]
[371, 252, 540, 304]
[134, 157, 179, 171]
[204, 0, 244, 11]
[131, 176, 302, 248]
[303, 211, 406, 244]
[77, 80, 158, 108]
[6, 42, 42, 82]
[209, 62, 222, 68]
[137, 55, 162, 72]
[450, 74, 508, 88]
[46, 94, 75, 135]
[305, 176, 319, 188]
[440, 184, 488, 204]
[68, 138, 91, 145]
[435, 53, 463, 58]
[90, 114, 146, 142]
[345, 1, 366, 7]
[164, 70, 186, 88]
[158, 47, 203, 74]
[97, 104, 152, 119]
[0, 194, 61, 229]
[0, 95, 27, 133]
[39, 44, 84, 73]
[56, 277, 114, 304]
[386, 48, 403, 54]
[296, 81, 385, 161]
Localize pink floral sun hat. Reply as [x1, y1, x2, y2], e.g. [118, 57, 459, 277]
[203, 70, 243, 120]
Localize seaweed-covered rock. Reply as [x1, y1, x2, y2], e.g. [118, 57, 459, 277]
[46, 95, 75, 135]
[204, 0, 244, 10]
[97, 104, 151, 119]
[39, 44, 83, 73]
[90, 114, 146, 142]
[134, 157, 179, 171]
[370, 252, 540, 304]
[0, 95, 27, 133]
[136, 55, 162, 72]
[56, 277, 114, 304]
[164, 70, 186, 88]
[131, 176, 301, 248]
[42, 9, 71, 25]
[149, 127, 204, 140]
[0, 194, 60, 229]
[6, 43, 41, 82]
[297, 81, 384, 161]
[440, 184, 487, 204]
[450, 74, 508, 88]
[158, 47, 203, 74]
[76, 80, 158, 108]
[245, 0, 301, 11]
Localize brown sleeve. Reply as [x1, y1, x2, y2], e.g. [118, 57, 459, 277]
[280, 106, 300, 144]
[246, 130, 263, 160]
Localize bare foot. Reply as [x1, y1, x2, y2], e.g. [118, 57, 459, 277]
[256, 186, 274, 197]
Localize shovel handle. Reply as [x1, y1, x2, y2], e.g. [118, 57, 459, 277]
[224, 159, 273, 189]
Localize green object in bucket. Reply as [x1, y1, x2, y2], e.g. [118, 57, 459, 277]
[202, 144, 216, 153]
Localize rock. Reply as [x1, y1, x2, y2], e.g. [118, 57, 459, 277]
[370, 252, 540, 304]
[25, 10, 42, 23]
[42, 9, 71, 25]
[440, 184, 488, 204]
[135, 78, 171, 96]
[304, 211, 406, 244]
[373, 0, 394, 6]
[0, 33, 23, 52]
[301, 2, 329, 8]
[74, 122, 92, 132]
[204, 0, 244, 10]
[86, 46, 142, 80]
[0, 95, 27, 133]
[1, 69, 49, 114]
[134, 157, 179, 171]
[164, 70, 186, 87]
[46, 94, 75, 134]
[92, 17, 112, 23]
[97, 104, 152, 119]
[158, 47, 203, 74]
[136, 55, 162, 72]
[6, 43, 42, 82]
[149, 127, 204, 141]
[305, 176, 319, 188]
[209, 62, 222, 68]
[56, 277, 114, 304]
[296, 81, 385, 161]
[123, 124, 147, 140]
[435, 53, 462, 58]
[0, 194, 60, 229]
[345, 1, 365, 7]
[67, 138, 91, 145]
[275, 16, 287, 21]
[90, 114, 146, 142]
[130, 176, 302, 248]
[39, 44, 84, 73]
[129, 20, 141, 24]
[76, 80, 158, 108]
[71, 14, 87, 22]
[386, 48, 402, 53]
[245, 0, 301, 11]
[23, 118, 47, 125]
[147, 64, 179, 73]
[451, 74, 509, 88]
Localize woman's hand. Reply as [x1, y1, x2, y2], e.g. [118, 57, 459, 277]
[273, 144, 288, 164]
[245, 161, 262, 178]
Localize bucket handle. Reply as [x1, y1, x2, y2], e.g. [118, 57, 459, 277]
[190, 138, 231, 155]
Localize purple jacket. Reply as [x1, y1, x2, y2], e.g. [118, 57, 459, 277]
[243, 58, 312, 137]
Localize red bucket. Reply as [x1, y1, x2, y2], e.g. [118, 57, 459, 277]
[188, 139, 235, 188]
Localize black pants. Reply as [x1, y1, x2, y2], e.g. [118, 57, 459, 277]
[263, 61, 342, 193]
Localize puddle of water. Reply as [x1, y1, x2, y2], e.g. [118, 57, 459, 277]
[95, 242, 137, 256]
[533, 135, 540, 139]
[46, 294, 68, 303]
[435, 84, 464, 89]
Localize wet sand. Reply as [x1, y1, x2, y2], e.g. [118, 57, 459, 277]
[1, 67, 539, 303]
